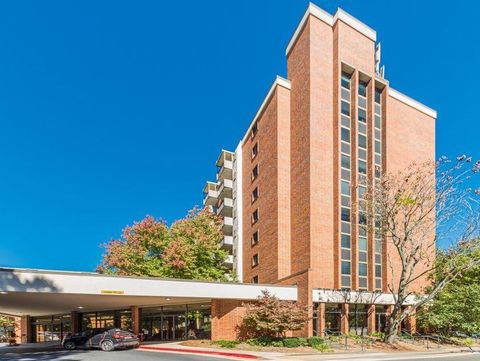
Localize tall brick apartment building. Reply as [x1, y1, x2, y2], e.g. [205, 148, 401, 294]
[204, 3, 436, 336]
[1, 3, 436, 344]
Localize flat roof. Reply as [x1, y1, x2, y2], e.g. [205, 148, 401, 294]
[0, 267, 297, 316]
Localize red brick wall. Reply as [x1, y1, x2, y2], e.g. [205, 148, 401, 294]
[385, 96, 436, 293]
[211, 299, 246, 341]
[242, 84, 291, 284]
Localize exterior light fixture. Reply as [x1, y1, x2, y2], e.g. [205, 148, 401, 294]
[77, 306, 84, 309]
[165, 297, 171, 301]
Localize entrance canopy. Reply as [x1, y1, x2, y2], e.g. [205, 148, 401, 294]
[0, 267, 297, 316]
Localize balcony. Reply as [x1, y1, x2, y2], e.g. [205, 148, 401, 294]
[217, 197, 233, 217]
[218, 179, 233, 199]
[203, 181, 218, 207]
[216, 150, 234, 182]
[222, 216, 233, 235]
[220, 235, 233, 249]
[223, 255, 234, 269]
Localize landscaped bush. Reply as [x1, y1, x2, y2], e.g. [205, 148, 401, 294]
[307, 336, 325, 347]
[271, 340, 284, 347]
[297, 337, 308, 346]
[213, 340, 239, 348]
[313, 343, 332, 352]
[282, 337, 302, 348]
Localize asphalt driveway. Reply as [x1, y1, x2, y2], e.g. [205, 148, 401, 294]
[0, 346, 228, 361]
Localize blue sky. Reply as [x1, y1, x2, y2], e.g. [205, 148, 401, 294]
[0, 1, 478, 272]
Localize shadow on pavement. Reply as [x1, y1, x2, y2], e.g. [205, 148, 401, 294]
[0, 347, 89, 361]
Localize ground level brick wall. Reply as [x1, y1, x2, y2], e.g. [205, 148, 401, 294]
[211, 299, 246, 341]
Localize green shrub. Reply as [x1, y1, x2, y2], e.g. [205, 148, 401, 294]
[463, 338, 474, 347]
[313, 343, 332, 352]
[213, 340, 238, 348]
[371, 331, 385, 339]
[328, 335, 341, 343]
[246, 338, 260, 346]
[257, 334, 273, 346]
[282, 337, 302, 348]
[297, 337, 308, 346]
[271, 340, 284, 347]
[307, 336, 325, 347]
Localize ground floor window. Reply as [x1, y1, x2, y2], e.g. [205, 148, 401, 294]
[80, 310, 132, 332]
[376, 305, 388, 333]
[31, 315, 71, 343]
[141, 303, 210, 341]
[349, 304, 368, 335]
[312, 303, 341, 336]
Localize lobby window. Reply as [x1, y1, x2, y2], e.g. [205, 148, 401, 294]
[252, 209, 259, 224]
[252, 275, 259, 284]
[251, 187, 259, 203]
[252, 253, 259, 267]
[252, 230, 259, 245]
[251, 143, 258, 159]
[252, 165, 258, 181]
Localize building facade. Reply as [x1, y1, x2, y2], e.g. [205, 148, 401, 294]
[2, 3, 437, 344]
[203, 3, 436, 336]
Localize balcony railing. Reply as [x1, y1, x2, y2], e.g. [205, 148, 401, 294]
[203, 182, 219, 206]
[217, 197, 233, 217]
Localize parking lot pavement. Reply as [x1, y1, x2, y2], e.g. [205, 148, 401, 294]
[0, 347, 229, 361]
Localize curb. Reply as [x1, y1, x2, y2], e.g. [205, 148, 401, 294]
[139, 345, 260, 359]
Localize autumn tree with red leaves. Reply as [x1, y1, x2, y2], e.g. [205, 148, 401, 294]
[97, 207, 233, 281]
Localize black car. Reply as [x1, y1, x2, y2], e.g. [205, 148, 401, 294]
[62, 328, 140, 351]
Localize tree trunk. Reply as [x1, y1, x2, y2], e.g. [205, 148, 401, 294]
[384, 307, 403, 344]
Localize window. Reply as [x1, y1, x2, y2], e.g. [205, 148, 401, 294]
[251, 187, 259, 203]
[252, 165, 258, 181]
[341, 181, 350, 196]
[359, 237, 367, 251]
[341, 261, 351, 275]
[359, 263, 367, 277]
[251, 143, 258, 159]
[358, 109, 367, 123]
[341, 154, 350, 169]
[358, 160, 367, 174]
[252, 253, 259, 267]
[358, 134, 367, 149]
[375, 88, 382, 104]
[251, 275, 259, 284]
[252, 209, 259, 224]
[341, 72, 351, 89]
[341, 207, 350, 222]
[251, 121, 258, 138]
[341, 101, 350, 116]
[252, 231, 259, 245]
[341, 128, 350, 142]
[341, 234, 351, 248]
[358, 81, 368, 97]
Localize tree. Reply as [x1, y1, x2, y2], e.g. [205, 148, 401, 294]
[365, 157, 480, 343]
[241, 290, 308, 338]
[97, 207, 233, 281]
[0, 314, 17, 341]
[417, 250, 480, 336]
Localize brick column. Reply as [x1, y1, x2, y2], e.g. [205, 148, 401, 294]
[131, 306, 140, 336]
[70, 311, 79, 334]
[405, 307, 416, 334]
[340, 304, 349, 335]
[211, 299, 246, 341]
[367, 304, 376, 335]
[317, 303, 326, 336]
[20, 315, 32, 344]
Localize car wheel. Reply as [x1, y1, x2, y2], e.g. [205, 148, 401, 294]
[101, 340, 115, 352]
[63, 341, 76, 350]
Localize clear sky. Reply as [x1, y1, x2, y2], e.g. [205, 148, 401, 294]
[0, 1, 478, 272]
